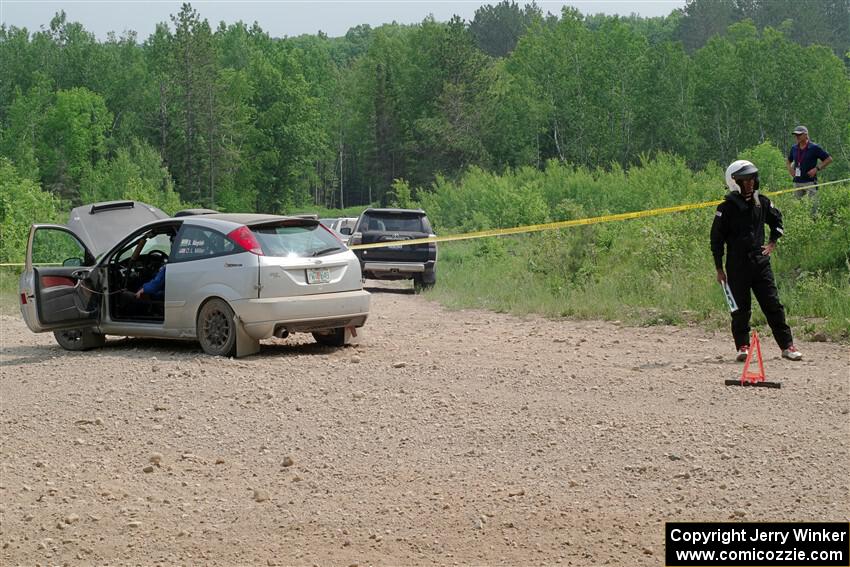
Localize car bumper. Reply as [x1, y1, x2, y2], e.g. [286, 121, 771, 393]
[232, 289, 370, 340]
[363, 261, 426, 274]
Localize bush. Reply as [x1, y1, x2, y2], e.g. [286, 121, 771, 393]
[417, 149, 849, 339]
[79, 140, 188, 214]
[0, 158, 64, 264]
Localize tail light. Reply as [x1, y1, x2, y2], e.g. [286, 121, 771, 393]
[227, 226, 264, 255]
[428, 234, 438, 259]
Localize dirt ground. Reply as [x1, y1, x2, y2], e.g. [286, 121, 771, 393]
[1, 281, 848, 566]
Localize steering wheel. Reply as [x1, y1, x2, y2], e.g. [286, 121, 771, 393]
[147, 249, 168, 261]
[118, 257, 138, 291]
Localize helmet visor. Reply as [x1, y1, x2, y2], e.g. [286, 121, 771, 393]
[731, 163, 758, 179]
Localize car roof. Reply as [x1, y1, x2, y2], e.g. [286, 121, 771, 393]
[68, 201, 170, 257]
[362, 208, 426, 215]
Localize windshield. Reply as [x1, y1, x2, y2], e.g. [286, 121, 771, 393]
[360, 213, 425, 232]
[251, 224, 344, 258]
[116, 233, 173, 262]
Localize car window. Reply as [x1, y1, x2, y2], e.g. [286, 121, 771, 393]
[141, 234, 173, 255]
[361, 213, 424, 232]
[116, 231, 175, 262]
[251, 224, 344, 258]
[332, 218, 355, 231]
[172, 226, 236, 262]
[32, 228, 91, 266]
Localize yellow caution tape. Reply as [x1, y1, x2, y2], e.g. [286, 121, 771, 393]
[1, 178, 847, 264]
[350, 177, 849, 250]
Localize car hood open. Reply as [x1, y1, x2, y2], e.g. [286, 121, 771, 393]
[67, 201, 170, 258]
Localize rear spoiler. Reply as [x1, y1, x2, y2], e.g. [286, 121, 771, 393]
[247, 217, 319, 229]
[174, 208, 220, 217]
[90, 201, 135, 214]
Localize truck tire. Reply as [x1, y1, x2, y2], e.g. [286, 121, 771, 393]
[312, 327, 350, 347]
[413, 272, 435, 293]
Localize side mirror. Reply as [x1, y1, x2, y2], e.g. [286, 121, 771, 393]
[340, 227, 352, 235]
[63, 257, 83, 267]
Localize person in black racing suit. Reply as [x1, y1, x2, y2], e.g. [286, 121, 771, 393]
[710, 160, 803, 362]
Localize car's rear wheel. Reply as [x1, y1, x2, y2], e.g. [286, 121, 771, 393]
[312, 327, 349, 347]
[197, 298, 237, 356]
[53, 328, 106, 351]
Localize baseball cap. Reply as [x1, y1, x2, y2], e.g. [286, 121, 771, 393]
[792, 125, 808, 135]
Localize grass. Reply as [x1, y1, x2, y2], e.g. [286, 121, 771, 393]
[0, 267, 22, 316]
[426, 224, 850, 342]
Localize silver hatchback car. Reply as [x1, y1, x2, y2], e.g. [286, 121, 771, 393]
[19, 201, 370, 357]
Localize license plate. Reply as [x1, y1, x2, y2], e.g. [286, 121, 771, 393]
[306, 268, 330, 284]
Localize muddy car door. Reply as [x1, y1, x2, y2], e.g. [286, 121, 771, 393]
[19, 224, 101, 333]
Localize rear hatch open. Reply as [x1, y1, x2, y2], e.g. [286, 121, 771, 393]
[357, 211, 432, 262]
[250, 219, 361, 299]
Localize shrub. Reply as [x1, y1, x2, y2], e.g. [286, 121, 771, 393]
[0, 158, 64, 264]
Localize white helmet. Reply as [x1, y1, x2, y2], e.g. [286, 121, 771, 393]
[725, 160, 759, 193]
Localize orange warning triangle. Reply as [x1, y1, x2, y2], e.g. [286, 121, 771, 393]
[740, 330, 766, 384]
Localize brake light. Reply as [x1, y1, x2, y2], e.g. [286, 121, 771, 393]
[227, 226, 264, 255]
[20, 293, 27, 305]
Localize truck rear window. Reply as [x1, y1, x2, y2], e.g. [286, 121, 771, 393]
[361, 214, 424, 232]
[251, 224, 344, 258]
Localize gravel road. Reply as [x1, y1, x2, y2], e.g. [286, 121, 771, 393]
[1, 282, 848, 566]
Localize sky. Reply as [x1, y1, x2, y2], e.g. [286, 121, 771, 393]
[1, 0, 686, 40]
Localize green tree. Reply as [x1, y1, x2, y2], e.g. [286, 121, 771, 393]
[38, 87, 112, 202]
[468, 1, 543, 58]
[633, 41, 696, 158]
[78, 139, 183, 213]
[0, 75, 54, 181]
[247, 46, 323, 213]
[411, 17, 494, 181]
[692, 21, 850, 170]
[674, 0, 746, 53]
[0, 158, 64, 263]
[99, 31, 150, 148]
[170, 3, 218, 204]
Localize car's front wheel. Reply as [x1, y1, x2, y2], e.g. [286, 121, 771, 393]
[53, 328, 106, 351]
[312, 327, 350, 347]
[197, 298, 237, 356]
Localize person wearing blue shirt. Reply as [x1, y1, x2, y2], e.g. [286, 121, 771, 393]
[135, 265, 166, 300]
[787, 125, 832, 214]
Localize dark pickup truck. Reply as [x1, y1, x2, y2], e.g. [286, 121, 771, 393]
[349, 208, 437, 291]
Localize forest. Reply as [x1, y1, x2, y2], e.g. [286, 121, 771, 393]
[1, 0, 848, 216]
[1, 0, 849, 334]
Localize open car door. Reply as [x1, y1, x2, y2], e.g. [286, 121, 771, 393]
[19, 224, 101, 333]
